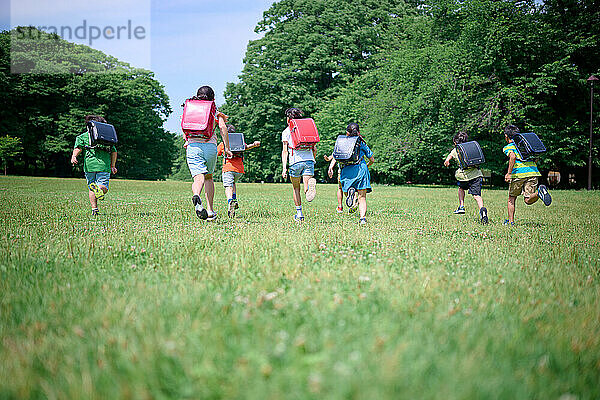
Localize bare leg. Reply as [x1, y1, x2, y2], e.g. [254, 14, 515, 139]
[524, 193, 539, 205]
[204, 174, 215, 214]
[302, 175, 312, 195]
[291, 177, 302, 207]
[337, 185, 343, 209]
[507, 195, 517, 223]
[192, 174, 205, 197]
[98, 185, 108, 194]
[358, 189, 367, 219]
[89, 190, 97, 209]
[225, 186, 234, 199]
[472, 195, 484, 210]
[458, 188, 465, 207]
[232, 182, 237, 198]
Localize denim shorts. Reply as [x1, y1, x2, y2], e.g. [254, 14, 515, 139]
[222, 171, 242, 187]
[186, 142, 217, 177]
[289, 160, 315, 178]
[85, 172, 110, 189]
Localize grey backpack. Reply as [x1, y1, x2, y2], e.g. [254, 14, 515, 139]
[333, 135, 362, 166]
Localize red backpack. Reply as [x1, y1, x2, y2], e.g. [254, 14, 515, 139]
[181, 99, 216, 140]
[288, 118, 320, 150]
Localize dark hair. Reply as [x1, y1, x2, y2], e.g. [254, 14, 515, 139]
[85, 115, 107, 124]
[285, 107, 303, 119]
[195, 86, 215, 101]
[227, 124, 236, 133]
[504, 124, 520, 139]
[453, 131, 468, 144]
[346, 122, 360, 137]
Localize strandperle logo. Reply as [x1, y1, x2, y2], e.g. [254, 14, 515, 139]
[15, 20, 147, 45]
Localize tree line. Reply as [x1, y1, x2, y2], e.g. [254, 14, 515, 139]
[219, 0, 600, 187]
[0, 28, 175, 180]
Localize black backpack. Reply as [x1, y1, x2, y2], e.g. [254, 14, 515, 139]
[88, 121, 118, 148]
[456, 140, 485, 169]
[228, 132, 246, 157]
[513, 132, 546, 161]
[333, 135, 363, 166]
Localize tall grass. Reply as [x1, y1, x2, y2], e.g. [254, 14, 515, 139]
[1, 176, 599, 399]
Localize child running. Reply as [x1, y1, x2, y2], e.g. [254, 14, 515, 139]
[217, 124, 260, 217]
[281, 107, 317, 222]
[443, 131, 488, 224]
[503, 124, 552, 225]
[71, 115, 117, 216]
[328, 123, 374, 225]
[184, 85, 232, 221]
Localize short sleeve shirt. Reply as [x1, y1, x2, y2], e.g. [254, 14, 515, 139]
[282, 127, 315, 165]
[448, 148, 483, 181]
[503, 142, 541, 178]
[74, 132, 116, 173]
[217, 142, 244, 173]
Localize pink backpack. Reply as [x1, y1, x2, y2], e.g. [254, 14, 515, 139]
[288, 118, 320, 150]
[181, 99, 216, 140]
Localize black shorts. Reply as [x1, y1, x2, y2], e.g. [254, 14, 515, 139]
[457, 176, 482, 196]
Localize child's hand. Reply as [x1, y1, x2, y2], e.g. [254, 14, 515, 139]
[254, 141, 260, 147]
[282, 168, 287, 180]
[328, 167, 334, 178]
[217, 111, 228, 122]
[443, 160, 450, 167]
[504, 172, 512, 182]
[71, 156, 78, 165]
[111, 166, 117, 174]
[324, 154, 332, 162]
[225, 148, 233, 158]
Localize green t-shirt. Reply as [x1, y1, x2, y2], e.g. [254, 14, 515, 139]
[448, 148, 483, 181]
[74, 132, 116, 173]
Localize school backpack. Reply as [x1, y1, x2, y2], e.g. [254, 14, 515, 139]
[87, 121, 118, 148]
[288, 118, 320, 150]
[333, 135, 363, 166]
[456, 140, 485, 169]
[228, 132, 246, 157]
[181, 99, 216, 140]
[513, 132, 546, 161]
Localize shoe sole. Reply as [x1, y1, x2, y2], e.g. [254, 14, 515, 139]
[207, 214, 217, 221]
[89, 183, 104, 200]
[306, 178, 316, 202]
[538, 186, 552, 206]
[454, 211, 465, 214]
[346, 188, 356, 208]
[228, 200, 237, 218]
[480, 208, 488, 224]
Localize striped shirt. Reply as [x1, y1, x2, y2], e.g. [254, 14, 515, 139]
[503, 142, 541, 178]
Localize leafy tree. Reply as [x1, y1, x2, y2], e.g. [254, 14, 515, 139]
[0, 135, 23, 175]
[0, 28, 176, 180]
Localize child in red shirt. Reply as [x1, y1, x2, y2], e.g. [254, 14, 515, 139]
[217, 125, 260, 217]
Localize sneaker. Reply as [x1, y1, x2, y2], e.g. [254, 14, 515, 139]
[228, 199, 238, 218]
[453, 206, 465, 214]
[306, 178, 317, 202]
[538, 185, 552, 206]
[503, 219, 515, 226]
[359, 218, 367, 225]
[89, 183, 105, 200]
[207, 212, 218, 221]
[91, 208, 99, 216]
[336, 206, 344, 214]
[192, 195, 208, 220]
[294, 214, 304, 222]
[480, 207, 488, 225]
[346, 187, 356, 208]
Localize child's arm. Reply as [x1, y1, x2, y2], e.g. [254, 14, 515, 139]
[245, 141, 260, 151]
[367, 156, 374, 168]
[505, 151, 516, 182]
[218, 116, 233, 158]
[323, 154, 333, 162]
[111, 150, 118, 174]
[327, 157, 336, 178]
[71, 148, 81, 165]
[443, 152, 453, 167]
[281, 142, 288, 179]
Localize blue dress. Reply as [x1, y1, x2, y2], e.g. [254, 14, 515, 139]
[340, 140, 373, 193]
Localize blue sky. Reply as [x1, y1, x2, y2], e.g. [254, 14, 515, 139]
[0, 0, 274, 134]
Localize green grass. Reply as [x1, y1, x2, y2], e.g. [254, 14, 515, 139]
[1, 176, 599, 399]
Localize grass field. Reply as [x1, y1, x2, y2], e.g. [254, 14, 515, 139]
[1, 176, 599, 399]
